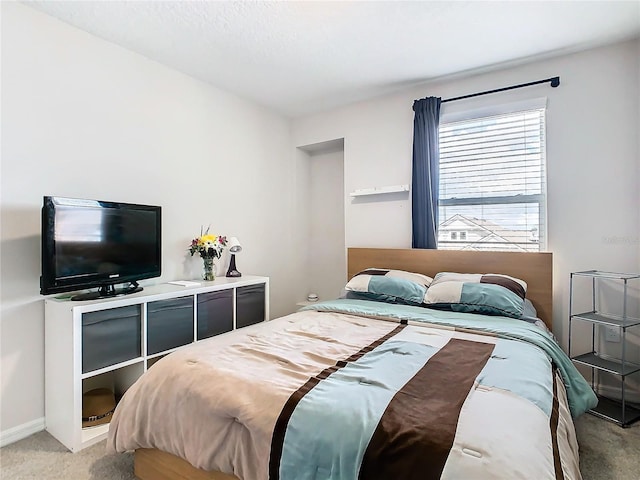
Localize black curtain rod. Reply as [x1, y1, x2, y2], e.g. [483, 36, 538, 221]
[441, 76, 560, 103]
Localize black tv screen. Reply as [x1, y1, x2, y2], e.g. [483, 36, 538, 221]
[41, 196, 161, 299]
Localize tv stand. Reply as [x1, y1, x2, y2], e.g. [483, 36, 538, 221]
[71, 282, 143, 301]
[44, 276, 269, 452]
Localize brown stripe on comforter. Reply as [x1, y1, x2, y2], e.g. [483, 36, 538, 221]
[268, 323, 407, 480]
[551, 366, 565, 480]
[359, 338, 495, 480]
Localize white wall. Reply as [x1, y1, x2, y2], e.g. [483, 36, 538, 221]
[0, 3, 299, 434]
[292, 39, 640, 351]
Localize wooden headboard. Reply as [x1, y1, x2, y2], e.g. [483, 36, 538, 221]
[347, 248, 553, 331]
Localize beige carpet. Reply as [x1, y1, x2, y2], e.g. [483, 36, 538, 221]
[0, 433, 133, 480]
[574, 413, 640, 480]
[0, 414, 639, 479]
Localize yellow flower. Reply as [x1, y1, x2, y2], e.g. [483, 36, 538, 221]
[188, 229, 227, 258]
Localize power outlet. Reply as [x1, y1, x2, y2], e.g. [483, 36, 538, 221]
[604, 326, 621, 343]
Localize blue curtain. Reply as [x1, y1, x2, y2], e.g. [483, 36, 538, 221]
[411, 96, 441, 249]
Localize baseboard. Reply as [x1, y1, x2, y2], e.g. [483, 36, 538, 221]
[0, 417, 45, 448]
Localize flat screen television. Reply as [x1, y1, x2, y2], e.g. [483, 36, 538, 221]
[40, 196, 161, 301]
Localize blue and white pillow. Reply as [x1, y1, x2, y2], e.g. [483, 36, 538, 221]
[425, 272, 527, 318]
[345, 269, 433, 306]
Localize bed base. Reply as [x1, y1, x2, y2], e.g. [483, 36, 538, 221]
[134, 448, 239, 480]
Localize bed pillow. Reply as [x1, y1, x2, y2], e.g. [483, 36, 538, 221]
[345, 268, 433, 306]
[518, 298, 551, 332]
[343, 290, 418, 305]
[425, 272, 527, 318]
[522, 298, 538, 319]
[431, 272, 527, 298]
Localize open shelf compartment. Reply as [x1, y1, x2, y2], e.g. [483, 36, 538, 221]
[589, 394, 640, 427]
[572, 352, 640, 376]
[81, 361, 144, 448]
[571, 311, 640, 329]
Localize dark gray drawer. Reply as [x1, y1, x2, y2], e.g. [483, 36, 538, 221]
[147, 296, 194, 355]
[236, 284, 266, 329]
[82, 305, 141, 373]
[197, 290, 233, 340]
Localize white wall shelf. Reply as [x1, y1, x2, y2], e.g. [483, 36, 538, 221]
[349, 184, 409, 197]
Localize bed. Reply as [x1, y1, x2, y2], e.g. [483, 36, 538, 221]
[107, 248, 597, 480]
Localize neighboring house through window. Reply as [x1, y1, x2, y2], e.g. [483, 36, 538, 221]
[437, 101, 547, 252]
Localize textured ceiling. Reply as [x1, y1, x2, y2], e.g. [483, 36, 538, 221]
[24, 1, 640, 117]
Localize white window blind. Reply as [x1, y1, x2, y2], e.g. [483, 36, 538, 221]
[438, 108, 546, 252]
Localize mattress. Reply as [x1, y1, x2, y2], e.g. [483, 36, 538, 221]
[107, 299, 596, 480]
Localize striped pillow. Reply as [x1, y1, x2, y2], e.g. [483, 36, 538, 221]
[345, 269, 433, 306]
[425, 272, 527, 318]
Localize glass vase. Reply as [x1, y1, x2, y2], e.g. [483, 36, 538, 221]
[202, 257, 215, 281]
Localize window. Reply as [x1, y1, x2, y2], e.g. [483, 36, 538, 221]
[438, 108, 546, 252]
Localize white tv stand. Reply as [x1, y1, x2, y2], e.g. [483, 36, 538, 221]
[44, 276, 269, 452]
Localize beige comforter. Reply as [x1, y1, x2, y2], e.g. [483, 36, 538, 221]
[107, 309, 582, 480]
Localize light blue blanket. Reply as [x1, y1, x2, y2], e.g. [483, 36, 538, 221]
[301, 298, 597, 418]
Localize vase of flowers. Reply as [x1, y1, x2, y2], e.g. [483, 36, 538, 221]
[189, 227, 228, 281]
